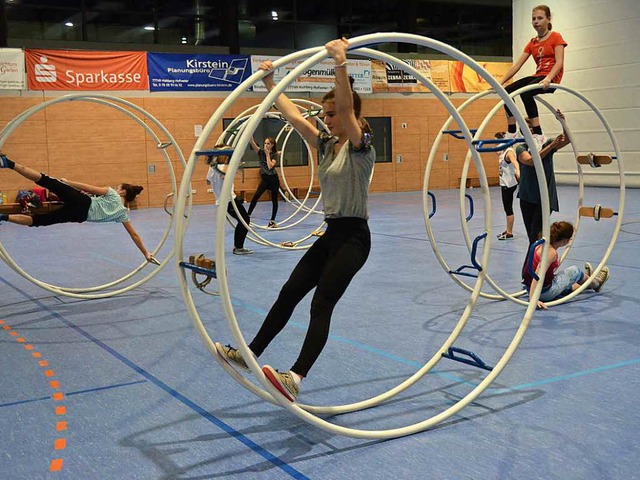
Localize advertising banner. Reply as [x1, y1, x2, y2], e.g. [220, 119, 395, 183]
[0, 48, 26, 90]
[251, 55, 372, 94]
[371, 59, 450, 93]
[25, 49, 148, 91]
[147, 53, 252, 91]
[449, 61, 513, 93]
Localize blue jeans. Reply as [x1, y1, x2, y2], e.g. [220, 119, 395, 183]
[539, 265, 583, 302]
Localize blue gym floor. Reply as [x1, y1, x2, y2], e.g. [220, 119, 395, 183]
[1, 185, 639, 479]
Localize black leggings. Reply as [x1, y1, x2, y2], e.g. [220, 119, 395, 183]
[501, 185, 518, 216]
[504, 76, 555, 120]
[248, 173, 280, 221]
[226, 197, 250, 249]
[30, 174, 91, 227]
[249, 217, 371, 377]
[520, 199, 543, 245]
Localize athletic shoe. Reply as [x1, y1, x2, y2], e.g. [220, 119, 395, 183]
[262, 365, 299, 401]
[592, 266, 610, 293]
[233, 247, 253, 255]
[497, 232, 514, 240]
[584, 262, 593, 277]
[214, 342, 249, 371]
[532, 133, 547, 150]
[497, 230, 507, 238]
[0, 152, 11, 168]
[267, 220, 278, 228]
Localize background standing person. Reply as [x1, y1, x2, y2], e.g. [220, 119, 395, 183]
[205, 148, 253, 255]
[495, 132, 520, 240]
[499, 5, 567, 136]
[516, 110, 569, 246]
[214, 38, 375, 402]
[0, 152, 157, 263]
[247, 136, 281, 228]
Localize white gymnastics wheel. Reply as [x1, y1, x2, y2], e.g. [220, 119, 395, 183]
[0, 93, 189, 299]
[219, 100, 325, 221]
[425, 84, 624, 307]
[214, 102, 327, 249]
[174, 32, 549, 439]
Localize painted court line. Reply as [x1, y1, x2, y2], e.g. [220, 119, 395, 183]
[0, 319, 67, 474]
[0, 279, 309, 480]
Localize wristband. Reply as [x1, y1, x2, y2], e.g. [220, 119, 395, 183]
[335, 61, 348, 68]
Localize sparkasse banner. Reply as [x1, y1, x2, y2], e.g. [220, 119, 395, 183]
[25, 49, 148, 91]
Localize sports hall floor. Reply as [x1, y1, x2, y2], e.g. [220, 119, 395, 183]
[1, 185, 639, 479]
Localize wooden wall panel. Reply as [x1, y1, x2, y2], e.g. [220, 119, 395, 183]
[0, 95, 513, 211]
[0, 98, 46, 122]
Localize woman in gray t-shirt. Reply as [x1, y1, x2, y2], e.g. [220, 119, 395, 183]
[214, 38, 375, 402]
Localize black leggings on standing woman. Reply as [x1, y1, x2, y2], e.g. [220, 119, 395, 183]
[248, 217, 371, 377]
[226, 197, 250, 249]
[247, 174, 280, 222]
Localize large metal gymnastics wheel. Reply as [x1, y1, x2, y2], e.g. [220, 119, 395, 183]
[222, 99, 326, 218]
[424, 84, 625, 307]
[215, 101, 327, 250]
[0, 93, 188, 299]
[173, 32, 551, 439]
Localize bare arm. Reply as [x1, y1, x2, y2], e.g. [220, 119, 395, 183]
[249, 137, 260, 153]
[259, 62, 320, 145]
[266, 151, 277, 170]
[539, 45, 565, 90]
[506, 149, 520, 181]
[60, 178, 109, 196]
[325, 38, 363, 146]
[501, 52, 531, 85]
[518, 135, 569, 166]
[529, 247, 556, 310]
[122, 221, 155, 262]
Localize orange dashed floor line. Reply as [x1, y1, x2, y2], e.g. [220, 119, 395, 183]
[2, 320, 67, 474]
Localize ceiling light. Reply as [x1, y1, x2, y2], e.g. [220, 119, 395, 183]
[144, 26, 155, 31]
[65, 22, 74, 27]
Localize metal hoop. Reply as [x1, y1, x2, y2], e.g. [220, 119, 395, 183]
[174, 33, 549, 439]
[0, 93, 189, 299]
[425, 84, 624, 307]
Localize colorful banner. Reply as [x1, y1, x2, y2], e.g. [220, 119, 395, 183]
[25, 50, 148, 91]
[371, 59, 451, 93]
[0, 48, 26, 90]
[371, 59, 511, 93]
[449, 61, 513, 93]
[250, 55, 372, 94]
[147, 53, 251, 91]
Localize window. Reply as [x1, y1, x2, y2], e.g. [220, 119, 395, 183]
[366, 117, 392, 163]
[222, 117, 309, 168]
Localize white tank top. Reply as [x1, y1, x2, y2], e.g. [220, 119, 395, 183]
[499, 147, 518, 188]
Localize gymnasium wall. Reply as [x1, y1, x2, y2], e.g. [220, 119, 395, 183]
[513, 0, 640, 187]
[0, 91, 506, 208]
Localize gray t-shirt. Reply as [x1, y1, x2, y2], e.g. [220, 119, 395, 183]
[257, 149, 279, 176]
[316, 132, 375, 220]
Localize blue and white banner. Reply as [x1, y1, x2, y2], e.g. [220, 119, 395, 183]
[147, 53, 251, 91]
[251, 55, 372, 94]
